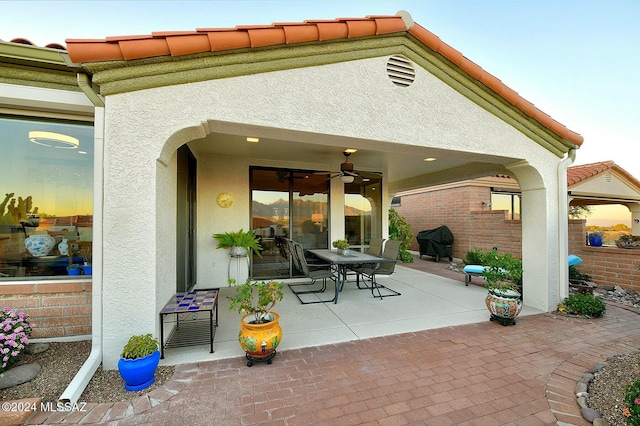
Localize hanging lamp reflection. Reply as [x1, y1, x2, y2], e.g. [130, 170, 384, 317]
[28, 131, 79, 149]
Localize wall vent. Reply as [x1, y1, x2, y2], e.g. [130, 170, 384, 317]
[386, 55, 415, 87]
[605, 172, 612, 183]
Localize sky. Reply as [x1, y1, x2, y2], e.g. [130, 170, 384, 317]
[1, 0, 638, 225]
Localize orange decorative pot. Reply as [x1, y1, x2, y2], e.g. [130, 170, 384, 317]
[485, 289, 522, 326]
[238, 312, 282, 366]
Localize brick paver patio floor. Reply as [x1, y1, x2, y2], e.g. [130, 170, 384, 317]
[26, 300, 640, 425]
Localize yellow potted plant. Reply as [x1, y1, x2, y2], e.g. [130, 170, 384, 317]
[229, 278, 283, 366]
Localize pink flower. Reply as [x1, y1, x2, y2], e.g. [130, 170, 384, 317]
[624, 407, 632, 417]
[635, 398, 640, 405]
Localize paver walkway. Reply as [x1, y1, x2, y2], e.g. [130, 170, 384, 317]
[25, 301, 640, 425]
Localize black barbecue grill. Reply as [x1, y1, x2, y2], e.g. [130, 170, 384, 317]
[416, 226, 454, 262]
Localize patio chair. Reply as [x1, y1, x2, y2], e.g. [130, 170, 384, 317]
[366, 237, 385, 256]
[352, 240, 402, 299]
[287, 240, 337, 304]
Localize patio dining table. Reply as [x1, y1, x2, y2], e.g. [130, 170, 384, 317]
[307, 249, 395, 304]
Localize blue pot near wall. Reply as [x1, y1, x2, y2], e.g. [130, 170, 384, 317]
[588, 234, 603, 247]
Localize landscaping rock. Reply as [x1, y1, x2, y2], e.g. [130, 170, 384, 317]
[575, 382, 588, 394]
[0, 364, 41, 390]
[581, 406, 601, 422]
[579, 372, 594, 384]
[25, 342, 49, 355]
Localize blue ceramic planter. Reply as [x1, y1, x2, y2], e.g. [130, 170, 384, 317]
[588, 235, 603, 247]
[117, 350, 160, 391]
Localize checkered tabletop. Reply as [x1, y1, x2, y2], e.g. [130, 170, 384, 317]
[160, 290, 218, 314]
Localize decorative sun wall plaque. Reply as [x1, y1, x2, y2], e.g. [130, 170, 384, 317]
[216, 192, 233, 208]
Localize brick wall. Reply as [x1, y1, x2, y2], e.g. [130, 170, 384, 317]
[396, 189, 640, 292]
[0, 281, 92, 338]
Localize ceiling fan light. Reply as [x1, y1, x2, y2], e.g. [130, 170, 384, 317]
[341, 175, 355, 184]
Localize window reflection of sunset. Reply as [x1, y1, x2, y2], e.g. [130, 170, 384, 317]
[345, 194, 372, 212]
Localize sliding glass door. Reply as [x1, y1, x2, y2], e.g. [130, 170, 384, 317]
[344, 172, 382, 251]
[250, 167, 329, 279]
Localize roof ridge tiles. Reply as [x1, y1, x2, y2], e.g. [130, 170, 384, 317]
[58, 11, 582, 146]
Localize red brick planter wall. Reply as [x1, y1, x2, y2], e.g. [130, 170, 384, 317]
[0, 281, 92, 338]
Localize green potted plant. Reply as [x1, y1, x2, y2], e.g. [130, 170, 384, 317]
[213, 228, 263, 284]
[212, 228, 263, 258]
[117, 333, 161, 391]
[332, 239, 350, 255]
[229, 278, 283, 366]
[481, 250, 523, 326]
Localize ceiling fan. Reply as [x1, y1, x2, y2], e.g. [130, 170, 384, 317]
[316, 151, 375, 183]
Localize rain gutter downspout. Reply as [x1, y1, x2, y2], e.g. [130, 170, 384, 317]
[59, 73, 104, 404]
[558, 147, 577, 302]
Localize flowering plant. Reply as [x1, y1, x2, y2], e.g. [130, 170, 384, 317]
[0, 306, 33, 372]
[623, 376, 640, 425]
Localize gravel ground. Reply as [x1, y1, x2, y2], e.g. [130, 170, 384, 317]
[589, 352, 640, 426]
[0, 340, 174, 404]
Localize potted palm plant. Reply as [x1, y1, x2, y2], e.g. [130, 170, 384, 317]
[212, 228, 263, 258]
[482, 250, 523, 326]
[229, 278, 283, 366]
[117, 333, 160, 391]
[213, 228, 263, 284]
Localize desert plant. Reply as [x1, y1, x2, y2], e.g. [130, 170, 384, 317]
[332, 239, 349, 250]
[121, 333, 160, 360]
[0, 307, 33, 372]
[388, 208, 414, 263]
[559, 294, 606, 318]
[212, 228, 263, 258]
[229, 279, 284, 324]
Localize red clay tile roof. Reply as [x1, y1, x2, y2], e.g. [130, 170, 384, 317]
[63, 12, 582, 147]
[567, 161, 640, 189]
[3, 37, 66, 51]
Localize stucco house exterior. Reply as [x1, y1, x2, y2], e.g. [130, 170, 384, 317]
[1, 10, 583, 397]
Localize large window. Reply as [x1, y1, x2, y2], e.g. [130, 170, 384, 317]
[0, 116, 94, 279]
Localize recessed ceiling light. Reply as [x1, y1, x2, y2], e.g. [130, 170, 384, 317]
[29, 131, 79, 149]
[423, 157, 436, 162]
[246, 137, 259, 143]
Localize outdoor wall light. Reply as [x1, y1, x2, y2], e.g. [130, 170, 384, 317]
[29, 131, 79, 149]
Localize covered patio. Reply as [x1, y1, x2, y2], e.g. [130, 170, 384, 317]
[158, 260, 544, 366]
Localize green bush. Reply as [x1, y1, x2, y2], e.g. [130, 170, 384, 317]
[569, 265, 591, 282]
[561, 294, 606, 318]
[464, 248, 486, 265]
[623, 377, 640, 424]
[388, 208, 414, 263]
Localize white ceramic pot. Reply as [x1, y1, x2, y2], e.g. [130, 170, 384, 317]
[25, 234, 56, 257]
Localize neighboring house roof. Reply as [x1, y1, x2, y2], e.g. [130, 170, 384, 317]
[399, 161, 640, 202]
[567, 161, 640, 188]
[63, 11, 582, 147]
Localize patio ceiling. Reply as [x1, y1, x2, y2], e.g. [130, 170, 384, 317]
[188, 129, 519, 191]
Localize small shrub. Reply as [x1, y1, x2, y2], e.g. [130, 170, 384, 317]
[623, 377, 640, 425]
[464, 248, 486, 265]
[569, 265, 591, 282]
[121, 333, 159, 359]
[0, 306, 33, 372]
[562, 294, 606, 318]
